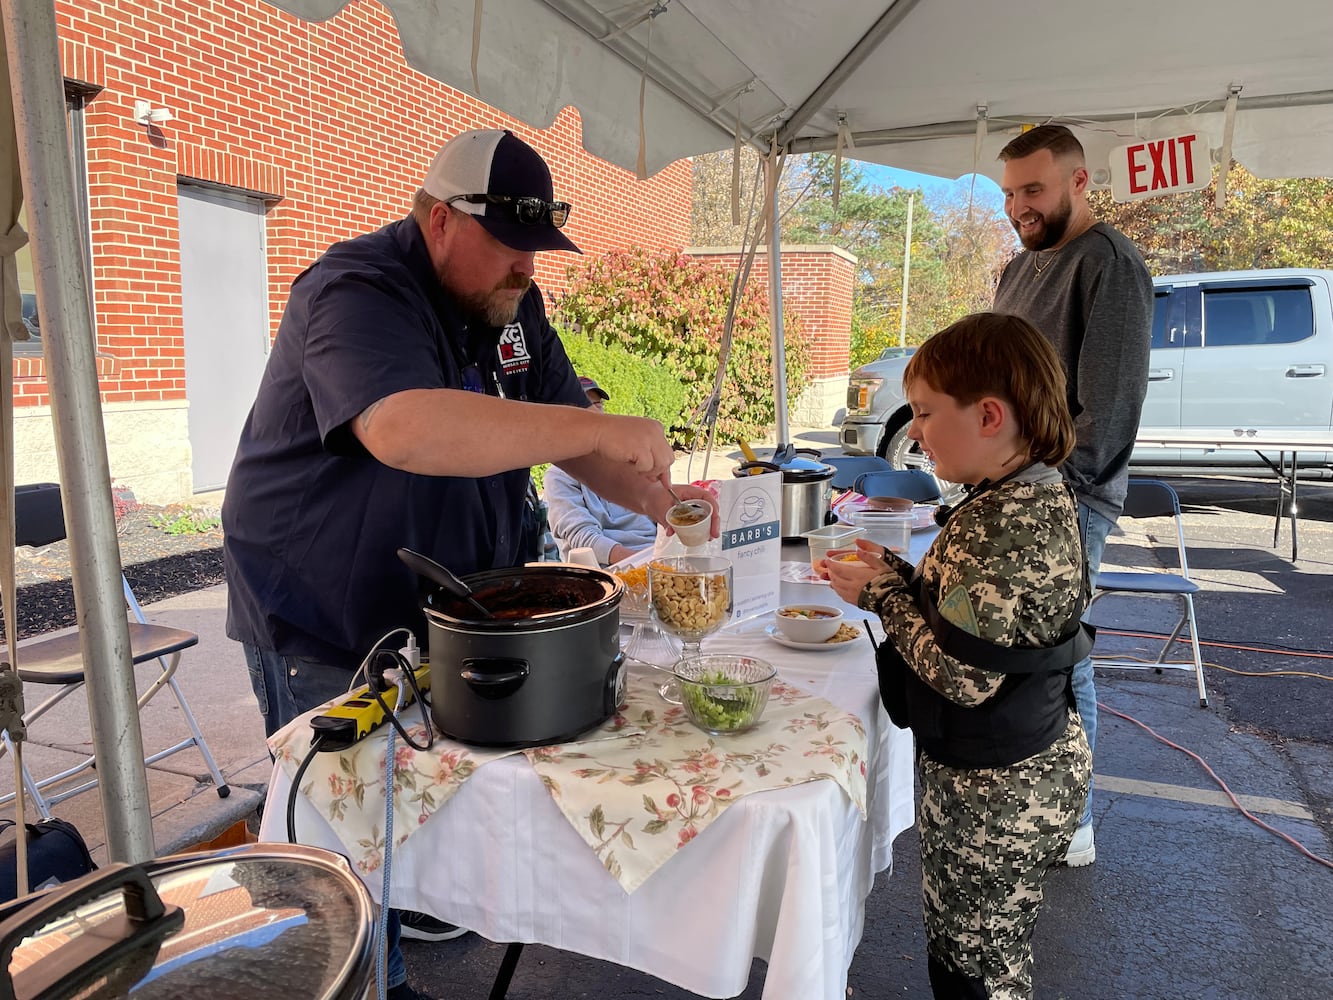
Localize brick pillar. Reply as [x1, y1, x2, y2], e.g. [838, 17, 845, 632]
[685, 245, 856, 428]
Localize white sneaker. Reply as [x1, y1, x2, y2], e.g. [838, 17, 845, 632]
[1064, 822, 1095, 867]
[398, 909, 468, 942]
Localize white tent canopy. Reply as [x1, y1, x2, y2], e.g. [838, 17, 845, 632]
[274, 0, 1333, 182]
[6, 0, 1333, 861]
[272, 0, 1333, 438]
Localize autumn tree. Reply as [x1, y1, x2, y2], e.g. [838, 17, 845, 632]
[691, 147, 776, 246]
[691, 149, 1015, 368]
[774, 154, 954, 366]
[1090, 165, 1333, 274]
[933, 191, 1017, 316]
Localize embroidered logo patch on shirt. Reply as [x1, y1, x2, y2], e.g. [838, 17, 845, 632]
[937, 584, 981, 637]
[497, 323, 531, 374]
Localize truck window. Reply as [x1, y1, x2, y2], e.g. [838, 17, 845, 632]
[1151, 289, 1185, 349]
[1265, 287, 1316, 345]
[1203, 287, 1313, 347]
[20, 293, 40, 341]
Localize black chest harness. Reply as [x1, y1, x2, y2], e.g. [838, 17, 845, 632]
[876, 476, 1093, 768]
[877, 577, 1093, 768]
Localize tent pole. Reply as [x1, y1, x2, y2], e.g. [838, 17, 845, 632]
[899, 192, 913, 348]
[764, 153, 789, 447]
[2, 0, 154, 862]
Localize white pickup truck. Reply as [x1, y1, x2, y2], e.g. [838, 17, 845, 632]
[838, 268, 1333, 469]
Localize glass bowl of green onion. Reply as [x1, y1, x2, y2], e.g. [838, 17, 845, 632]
[673, 654, 776, 736]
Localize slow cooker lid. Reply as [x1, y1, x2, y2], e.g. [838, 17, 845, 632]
[776, 454, 834, 482]
[426, 564, 622, 630]
[4, 844, 374, 1000]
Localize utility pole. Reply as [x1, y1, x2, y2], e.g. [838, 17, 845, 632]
[899, 192, 914, 348]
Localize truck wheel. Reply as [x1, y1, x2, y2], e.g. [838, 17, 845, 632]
[878, 420, 920, 470]
[878, 419, 962, 501]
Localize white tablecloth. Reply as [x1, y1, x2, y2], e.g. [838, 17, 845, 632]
[260, 566, 917, 1000]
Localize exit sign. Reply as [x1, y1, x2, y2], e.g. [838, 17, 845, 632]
[1109, 133, 1211, 202]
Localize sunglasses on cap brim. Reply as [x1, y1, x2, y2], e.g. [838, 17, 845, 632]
[445, 193, 571, 229]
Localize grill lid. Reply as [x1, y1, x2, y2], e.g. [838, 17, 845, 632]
[0, 844, 376, 1000]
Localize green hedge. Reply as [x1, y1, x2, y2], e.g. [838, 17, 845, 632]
[531, 334, 688, 493]
[558, 331, 688, 429]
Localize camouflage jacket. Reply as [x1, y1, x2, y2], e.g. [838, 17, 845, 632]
[860, 478, 1083, 707]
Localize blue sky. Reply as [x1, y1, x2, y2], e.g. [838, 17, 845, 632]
[862, 163, 1005, 214]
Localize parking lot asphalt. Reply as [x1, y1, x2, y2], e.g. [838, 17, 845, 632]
[395, 448, 1333, 1000]
[4, 431, 1331, 998]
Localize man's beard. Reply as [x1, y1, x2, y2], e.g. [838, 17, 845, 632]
[441, 271, 532, 327]
[1011, 189, 1072, 251]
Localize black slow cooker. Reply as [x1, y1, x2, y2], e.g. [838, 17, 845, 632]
[422, 564, 625, 748]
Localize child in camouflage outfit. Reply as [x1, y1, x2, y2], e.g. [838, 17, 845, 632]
[824, 312, 1092, 999]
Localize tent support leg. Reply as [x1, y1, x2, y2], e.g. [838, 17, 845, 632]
[1, 0, 154, 863]
[765, 151, 790, 447]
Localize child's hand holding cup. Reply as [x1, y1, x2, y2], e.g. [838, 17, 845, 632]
[816, 547, 866, 579]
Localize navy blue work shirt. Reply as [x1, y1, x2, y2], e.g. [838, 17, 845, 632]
[222, 217, 587, 668]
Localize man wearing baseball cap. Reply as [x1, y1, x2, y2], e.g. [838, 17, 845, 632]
[222, 128, 715, 1000]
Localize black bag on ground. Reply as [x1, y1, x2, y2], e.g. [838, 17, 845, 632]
[0, 817, 97, 900]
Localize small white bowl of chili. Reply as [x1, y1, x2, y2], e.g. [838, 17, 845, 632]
[774, 604, 844, 643]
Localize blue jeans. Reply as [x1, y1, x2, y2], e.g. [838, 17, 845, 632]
[1074, 504, 1115, 828]
[243, 643, 407, 990]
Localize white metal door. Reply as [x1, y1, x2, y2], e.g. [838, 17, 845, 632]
[178, 184, 269, 492]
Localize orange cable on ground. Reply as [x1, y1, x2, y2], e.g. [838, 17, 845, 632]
[1095, 626, 1332, 870]
[1097, 701, 1333, 872]
[1098, 627, 1333, 661]
[1206, 664, 1331, 680]
[1093, 652, 1331, 682]
[1096, 626, 1333, 679]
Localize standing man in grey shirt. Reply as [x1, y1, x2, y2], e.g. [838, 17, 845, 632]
[993, 123, 1153, 868]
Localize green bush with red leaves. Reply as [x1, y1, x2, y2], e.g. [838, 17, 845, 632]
[551, 248, 811, 449]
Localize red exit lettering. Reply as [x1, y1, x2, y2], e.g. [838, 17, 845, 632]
[1127, 134, 1199, 194]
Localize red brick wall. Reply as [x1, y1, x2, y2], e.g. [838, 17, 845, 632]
[15, 0, 691, 408]
[685, 246, 856, 378]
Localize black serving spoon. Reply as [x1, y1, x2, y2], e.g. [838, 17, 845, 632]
[397, 547, 494, 619]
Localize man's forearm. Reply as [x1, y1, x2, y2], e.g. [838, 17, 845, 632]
[354, 388, 670, 479]
[557, 453, 661, 518]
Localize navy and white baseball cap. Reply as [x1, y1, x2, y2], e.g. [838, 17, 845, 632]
[578, 375, 610, 400]
[423, 129, 581, 254]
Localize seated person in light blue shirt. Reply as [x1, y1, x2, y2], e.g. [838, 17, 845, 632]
[544, 376, 659, 564]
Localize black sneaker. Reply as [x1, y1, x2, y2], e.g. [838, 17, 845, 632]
[398, 908, 468, 942]
[387, 982, 435, 1000]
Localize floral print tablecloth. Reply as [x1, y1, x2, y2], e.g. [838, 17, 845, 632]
[525, 668, 868, 892]
[270, 701, 639, 876]
[271, 668, 867, 892]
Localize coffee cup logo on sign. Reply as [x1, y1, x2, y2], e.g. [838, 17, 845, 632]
[724, 485, 779, 548]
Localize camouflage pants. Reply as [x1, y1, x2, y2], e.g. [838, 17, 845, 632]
[918, 712, 1091, 1000]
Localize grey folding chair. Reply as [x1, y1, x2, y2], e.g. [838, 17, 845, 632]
[1088, 479, 1208, 708]
[1, 483, 230, 818]
[853, 468, 943, 503]
[823, 455, 893, 491]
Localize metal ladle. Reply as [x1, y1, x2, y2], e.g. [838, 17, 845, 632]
[397, 547, 494, 619]
[662, 481, 705, 524]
